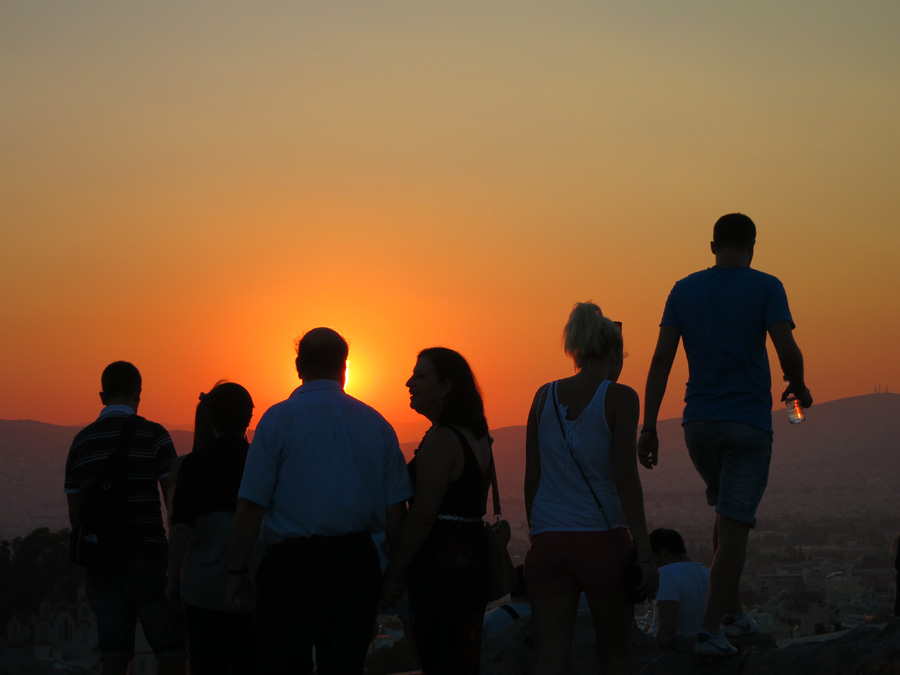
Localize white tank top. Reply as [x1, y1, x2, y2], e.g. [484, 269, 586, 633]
[530, 379, 628, 534]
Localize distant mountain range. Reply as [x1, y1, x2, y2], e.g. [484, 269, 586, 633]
[3, 393, 898, 563]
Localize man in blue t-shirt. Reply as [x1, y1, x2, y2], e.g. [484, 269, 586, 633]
[638, 213, 813, 657]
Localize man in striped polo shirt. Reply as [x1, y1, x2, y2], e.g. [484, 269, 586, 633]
[65, 361, 186, 675]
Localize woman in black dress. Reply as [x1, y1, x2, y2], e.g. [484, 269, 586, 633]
[383, 347, 493, 674]
[166, 382, 258, 674]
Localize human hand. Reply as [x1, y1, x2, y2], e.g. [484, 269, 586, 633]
[165, 577, 181, 609]
[225, 572, 253, 611]
[638, 432, 658, 469]
[636, 559, 658, 598]
[781, 383, 813, 408]
[381, 575, 406, 609]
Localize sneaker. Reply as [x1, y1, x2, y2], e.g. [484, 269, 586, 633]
[694, 631, 738, 657]
[723, 613, 759, 638]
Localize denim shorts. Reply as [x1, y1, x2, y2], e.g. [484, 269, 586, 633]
[86, 556, 186, 660]
[684, 421, 773, 527]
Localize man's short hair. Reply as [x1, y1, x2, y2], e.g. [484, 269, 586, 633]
[295, 328, 349, 381]
[205, 382, 254, 436]
[101, 361, 142, 398]
[650, 528, 687, 556]
[713, 213, 756, 249]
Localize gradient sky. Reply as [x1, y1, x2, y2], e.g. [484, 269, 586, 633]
[2, 2, 898, 442]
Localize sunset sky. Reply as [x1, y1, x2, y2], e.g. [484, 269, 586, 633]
[3, 2, 898, 443]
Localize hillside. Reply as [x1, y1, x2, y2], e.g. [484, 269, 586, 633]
[0, 421, 192, 539]
[404, 393, 900, 562]
[2, 393, 898, 553]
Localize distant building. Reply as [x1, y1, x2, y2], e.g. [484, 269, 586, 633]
[5, 587, 155, 673]
[825, 572, 864, 607]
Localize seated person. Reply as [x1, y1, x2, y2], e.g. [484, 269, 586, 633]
[481, 566, 531, 642]
[647, 528, 710, 643]
[481, 566, 590, 643]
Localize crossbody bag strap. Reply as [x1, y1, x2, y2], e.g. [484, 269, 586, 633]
[489, 436, 502, 519]
[551, 381, 611, 530]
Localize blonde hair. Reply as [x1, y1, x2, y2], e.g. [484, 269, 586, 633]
[563, 302, 623, 371]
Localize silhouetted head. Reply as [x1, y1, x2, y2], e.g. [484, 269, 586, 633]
[511, 565, 527, 600]
[192, 392, 216, 452]
[711, 213, 756, 266]
[295, 327, 349, 384]
[204, 381, 254, 438]
[407, 347, 488, 438]
[99, 361, 142, 409]
[713, 213, 756, 249]
[563, 302, 624, 379]
[650, 528, 689, 567]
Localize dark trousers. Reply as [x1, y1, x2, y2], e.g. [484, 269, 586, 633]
[895, 571, 900, 617]
[407, 523, 489, 675]
[183, 603, 255, 675]
[254, 532, 381, 675]
[409, 595, 485, 675]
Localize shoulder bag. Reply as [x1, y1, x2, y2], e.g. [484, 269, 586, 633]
[486, 438, 517, 601]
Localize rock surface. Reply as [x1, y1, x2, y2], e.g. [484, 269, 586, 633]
[481, 616, 900, 675]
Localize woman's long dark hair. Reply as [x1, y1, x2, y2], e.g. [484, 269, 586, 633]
[418, 347, 489, 439]
[191, 391, 216, 453]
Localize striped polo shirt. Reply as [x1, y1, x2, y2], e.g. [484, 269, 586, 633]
[64, 405, 177, 556]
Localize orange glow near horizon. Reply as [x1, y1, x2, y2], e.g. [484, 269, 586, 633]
[2, 3, 899, 443]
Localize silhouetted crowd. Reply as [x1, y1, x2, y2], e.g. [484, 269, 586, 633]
[66, 214, 823, 675]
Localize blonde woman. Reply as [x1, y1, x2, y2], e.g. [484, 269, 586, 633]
[524, 302, 656, 675]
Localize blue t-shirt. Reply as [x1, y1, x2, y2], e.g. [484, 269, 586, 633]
[661, 266, 793, 433]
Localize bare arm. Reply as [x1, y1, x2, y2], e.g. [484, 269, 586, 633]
[225, 498, 266, 607]
[608, 383, 657, 594]
[66, 494, 83, 530]
[768, 321, 812, 407]
[639, 326, 681, 469]
[655, 600, 680, 640]
[163, 456, 185, 522]
[228, 498, 266, 569]
[382, 427, 462, 604]
[166, 523, 191, 606]
[524, 385, 549, 528]
[385, 501, 407, 556]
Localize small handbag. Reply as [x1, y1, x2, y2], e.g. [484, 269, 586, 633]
[485, 444, 517, 601]
[550, 382, 648, 603]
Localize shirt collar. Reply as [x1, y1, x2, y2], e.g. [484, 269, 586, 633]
[98, 404, 136, 419]
[289, 379, 344, 397]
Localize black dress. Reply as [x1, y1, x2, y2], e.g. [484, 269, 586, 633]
[894, 536, 900, 618]
[406, 427, 491, 675]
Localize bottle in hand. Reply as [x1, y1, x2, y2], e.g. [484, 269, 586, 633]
[783, 378, 805, 424]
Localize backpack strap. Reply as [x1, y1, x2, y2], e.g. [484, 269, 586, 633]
[90, 414, 142, 492]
